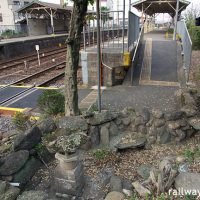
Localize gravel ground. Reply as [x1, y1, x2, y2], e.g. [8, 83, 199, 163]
[189, 50, 200, 88]
[84, 135, 200, 182]
[0, 116, 15, 138]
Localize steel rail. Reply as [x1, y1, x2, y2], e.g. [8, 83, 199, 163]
[0, 61, 65, 91]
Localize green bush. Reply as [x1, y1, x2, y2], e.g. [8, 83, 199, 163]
[38, 89, 65, 115]
[167, 28, 174, 34]
[12, 112, 32, 131]
[189, 26, 200, 50]
[93, 148, 111, 160]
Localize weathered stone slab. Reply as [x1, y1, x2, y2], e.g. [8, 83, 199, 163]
[58, 116, 88, 131]
[13, 126, 42, 151]
[175, 172, 200, 191]
[164, 111, 184, 121]
[137, 165, 151, 180]
[100, 126, 110, 146]
[110, 175, 122, 192]
[37, 117, 57, 135]
[105, 191, 125, 200]
[87, 111, 118, 126]
[13, 157, 42, 187]
[116, 137, 146, 150]
[0, 150, 29, 176]
[17, 191, 49, 200]
[188, 118, 200, 130]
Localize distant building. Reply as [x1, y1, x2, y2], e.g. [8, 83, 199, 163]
[0, 0, 32, 26]
[17, 1, 72, 36]
[88, 0, 114, 12]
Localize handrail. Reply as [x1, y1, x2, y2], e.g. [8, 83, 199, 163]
[102, 61, 113, 70]
[131, 26, 144, 84]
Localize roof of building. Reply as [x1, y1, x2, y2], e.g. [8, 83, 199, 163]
[132, 0, 190, 16]
[17, 0, 73, 14]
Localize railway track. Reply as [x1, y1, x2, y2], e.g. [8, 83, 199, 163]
[0, 45, 67, 67]
[0, 62, 66, 106]
[0, 48, 66, 75]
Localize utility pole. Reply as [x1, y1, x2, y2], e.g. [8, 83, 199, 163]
[173, 0, 180, 40]
[96, 0, 101, 113]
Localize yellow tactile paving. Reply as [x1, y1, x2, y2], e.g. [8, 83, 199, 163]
[139, 80, 180, 87]
[140, 38, 152, 82]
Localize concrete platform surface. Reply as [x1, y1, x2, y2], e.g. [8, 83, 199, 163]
[101, 85, 179, 112]
[0, 34, 68, 45]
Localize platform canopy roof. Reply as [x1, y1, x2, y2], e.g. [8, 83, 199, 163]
[132, 0, 190, 16]
[17, 1, 72, 16]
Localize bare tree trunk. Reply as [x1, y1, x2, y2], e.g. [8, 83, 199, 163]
[65, 0, 88, 116]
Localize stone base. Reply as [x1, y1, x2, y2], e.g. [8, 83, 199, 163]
[53, 174, 85, 197]
[53, 162, 85, 197]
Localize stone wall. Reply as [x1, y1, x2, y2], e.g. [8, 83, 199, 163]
[53, 88, 200, 154]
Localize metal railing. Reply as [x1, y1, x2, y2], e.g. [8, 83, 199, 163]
[131, 26, 144, 84]
[177, 20, 192, 81]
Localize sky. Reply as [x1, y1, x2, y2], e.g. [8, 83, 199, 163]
[42, 0, 200, 23]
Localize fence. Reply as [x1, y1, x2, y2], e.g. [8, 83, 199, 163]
[177, 20, 192, 80]
[83, 11, 128, 51]
[0, 25, 28, 39]
[128, 11, 140, 50]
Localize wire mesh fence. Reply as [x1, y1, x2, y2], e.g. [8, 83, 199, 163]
[0, 25, 28, 39]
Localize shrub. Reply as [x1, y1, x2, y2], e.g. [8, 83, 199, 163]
[34, 143, 45, 153]
[12, 112, 32, 131]
[167, 28, 174, 34]
[38, 89, 65, 115]
[93, 148, 111, 160]
[184, 149, 194, 163]
[189, 26, 200, 50]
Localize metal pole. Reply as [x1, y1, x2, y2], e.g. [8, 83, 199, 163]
[122, 0, 125, 54]
[96, 0, 101, 112]
[83, 25, 86, 51]
[93, 18, 95, 46]
[88, 22, 90, 47]
[117, 0, 120, 47]
[107, 13, 110, 47]
[128, 0, 131, 51]
[112, 14, 114, 47]
[173, 0, 180, 40]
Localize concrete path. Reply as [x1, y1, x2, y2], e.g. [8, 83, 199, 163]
[101, 85, 178, 112]
[106, 29, 181, 112]
[139, 29, 179, 87]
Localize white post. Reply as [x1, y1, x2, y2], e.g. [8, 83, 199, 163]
[50, 9, 54, 34]
[173, 0, 180, 40]
[35, 45, 40, 66]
